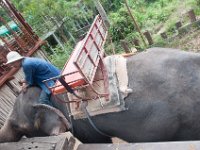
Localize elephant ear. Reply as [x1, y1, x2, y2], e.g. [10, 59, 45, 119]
[33, 104, 71, 135]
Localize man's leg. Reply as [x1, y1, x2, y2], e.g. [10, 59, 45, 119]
[38, 90, 53, 106]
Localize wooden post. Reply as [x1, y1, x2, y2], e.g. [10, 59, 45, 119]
[120, 40, 130, 53]
[143, 30, 153, 45]
[52, 33, 65, 50]
[108, 35, 116, 54]
[132, 38, 140, 48]
[124, 0, 147, 48]
[160, 32, 168, 39]
[94, 0, 110, 29]
[188, 9, 196, 23]
[175, 21, 182, 30]
[46, 41, 56, 54]
[63, 25, 76, 44]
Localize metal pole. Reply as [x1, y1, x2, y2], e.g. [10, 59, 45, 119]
[124, 0, 147, 48]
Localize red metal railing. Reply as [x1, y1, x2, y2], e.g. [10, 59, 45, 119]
[74, 15, 107, 85]
[44, 15, 108, 99]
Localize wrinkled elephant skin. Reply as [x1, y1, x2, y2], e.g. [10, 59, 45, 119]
[70, 48, 200, 143]
[2, 47, 200, 143]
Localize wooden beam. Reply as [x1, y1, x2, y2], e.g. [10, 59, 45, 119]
[78, 141, 200, 150]
[0, 132, 81, 150]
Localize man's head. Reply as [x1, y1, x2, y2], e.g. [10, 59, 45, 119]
[6, 51, 24, 67]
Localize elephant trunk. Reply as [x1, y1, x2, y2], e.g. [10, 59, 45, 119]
[0, 120, 22, 143]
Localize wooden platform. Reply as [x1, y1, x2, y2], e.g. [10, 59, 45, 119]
[78, 141, 200, 150]
[2, 133, 200, 150]
[0, 132, 81, 150]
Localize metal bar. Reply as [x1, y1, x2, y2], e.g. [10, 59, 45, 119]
[94, 18, 105, 42]
[75, 15, 107, 83]
[0, 16, 25, 51]
[74, 15, 100, 62]
[74, 61, 108, 97]
[3, 0, 38, 39]
[79, 18, 106, 74]
[0, 36, 11, 51]
[80, 47, 96, 69]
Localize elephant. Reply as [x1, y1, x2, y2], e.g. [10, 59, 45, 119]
[2, 47, 200, 143]
[0, 86, 71, 143]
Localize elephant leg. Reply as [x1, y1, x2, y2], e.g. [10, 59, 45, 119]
[38, 90, 53, 106]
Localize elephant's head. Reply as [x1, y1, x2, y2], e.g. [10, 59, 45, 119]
[0, 87, 71, 143]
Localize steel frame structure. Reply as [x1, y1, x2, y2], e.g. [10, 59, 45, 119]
[0, 0, 45, 87]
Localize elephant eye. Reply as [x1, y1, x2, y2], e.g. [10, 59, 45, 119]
[11, 122, 20, 129]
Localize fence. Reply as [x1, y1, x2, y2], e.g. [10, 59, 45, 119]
[120, 9, 200, 53]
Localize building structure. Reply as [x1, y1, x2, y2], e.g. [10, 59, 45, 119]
[0, 0, 46, 127]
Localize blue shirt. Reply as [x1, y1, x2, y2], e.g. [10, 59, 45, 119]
[22, 57, 60, 94]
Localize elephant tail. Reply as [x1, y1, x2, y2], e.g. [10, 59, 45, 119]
[33, 104, 71, 131]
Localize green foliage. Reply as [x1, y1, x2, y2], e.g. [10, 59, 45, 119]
[0, 9, 11, 26]
[12, 0, 93, 37]
[106, 0, 199, 51]
[144, 0, 157, 2]
[48, 42, 74, 69]
[109, 7, 135, 42]
[102, 0, 122, 12]
[7, 0, 200, 67]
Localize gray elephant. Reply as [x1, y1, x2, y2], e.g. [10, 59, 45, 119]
[2, 47, 200, 143]
[61, 47, 200, 143]
[0, 87, 71, 143]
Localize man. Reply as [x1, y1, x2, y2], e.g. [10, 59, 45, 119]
[6, 51, 60, 106]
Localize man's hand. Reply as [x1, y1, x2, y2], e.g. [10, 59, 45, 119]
[19, 80, 28, 93]
[19, 79, 26, 86]
[22, 82, 28, 93]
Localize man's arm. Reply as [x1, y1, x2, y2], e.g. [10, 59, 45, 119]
[21, 63, 34, 92]
[18, 79, 26, 85]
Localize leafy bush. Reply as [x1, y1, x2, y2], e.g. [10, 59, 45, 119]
[109, 7, 135, 42]
[198, 0, 200, 5]
[10, 0, 200, 64]
[48, 41, 74, 69]
[144, 0, 157, 3]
